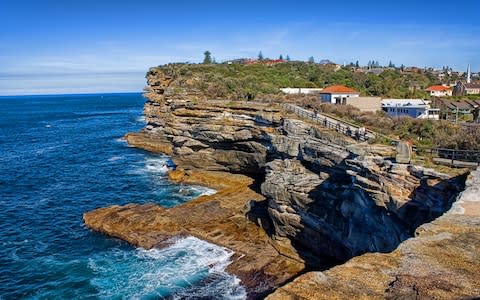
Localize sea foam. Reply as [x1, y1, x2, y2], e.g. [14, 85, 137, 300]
[89, 236, 246, 299]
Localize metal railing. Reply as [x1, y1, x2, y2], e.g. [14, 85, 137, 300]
[281, 103, 480, 165]
[280, 103, 374, 141]
[414, 147, 480, 165]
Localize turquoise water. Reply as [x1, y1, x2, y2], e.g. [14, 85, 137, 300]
[0, 93, 245, 299]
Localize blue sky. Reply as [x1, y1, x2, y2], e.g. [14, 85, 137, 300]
[1, 0, 479, 95]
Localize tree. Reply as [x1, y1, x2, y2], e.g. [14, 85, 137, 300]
[308, 56, 315, 63]
[279, 54, 284, 60]
[258, 51, 264, 61]
[203, 51, 212, 64]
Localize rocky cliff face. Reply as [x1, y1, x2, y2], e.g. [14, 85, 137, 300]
[130, 100, 282, 174]
[267, 168, 480, 300]
[262, 157, 465, 263]
[84, 67, 475, 298]
[262, 117, 464, 264]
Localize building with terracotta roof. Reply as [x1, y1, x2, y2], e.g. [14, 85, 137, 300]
[426, 85, 452, 97]
[319, 85, 360, 104]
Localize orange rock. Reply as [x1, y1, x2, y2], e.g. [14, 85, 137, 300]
[83, 170, 305, 297]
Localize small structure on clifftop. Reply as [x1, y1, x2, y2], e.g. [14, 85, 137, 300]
[396, 141, 412, 164]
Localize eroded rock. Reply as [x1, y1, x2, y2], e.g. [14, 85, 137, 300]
[267, 168, 480, 300]
[84, 170, 304, 298]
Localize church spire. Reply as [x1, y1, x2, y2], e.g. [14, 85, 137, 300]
[467, 64, 471, 83]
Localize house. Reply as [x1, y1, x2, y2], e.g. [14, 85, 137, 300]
[318, 59, 341, 71]
[281, 88, 323, 94]
[426, 85, 452, 97]
[225, 58, 250, 64]
[381, 99, 439, 119]
[404, 67, 422, 74]
[432, 98, 480, 121]
[264, 59, 285, 66]
[454, 81, 480, 96]
[408, 81, 422, 93]
[367, 68, 384, 75]
[319, 85, 360, 104]
[454, 64, 480, 96]
[243, 59, 285, 66]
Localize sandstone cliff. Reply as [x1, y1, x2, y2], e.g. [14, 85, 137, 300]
[83, 67, 477, 299]
[267, 168, 480, 299]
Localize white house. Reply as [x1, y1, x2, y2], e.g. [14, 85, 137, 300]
[319, 85, 360, 104]
[425, 85, 452, 97]
[280, 88, 323, 94]
[382, 99, 439, 119]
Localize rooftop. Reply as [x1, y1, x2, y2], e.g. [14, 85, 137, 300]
[465, 82, 480, 89]
[433, 98, 480, 110]
[426, 85, 451, 91]
[320, 85, 359, 94]
[382, 99, 429, 107]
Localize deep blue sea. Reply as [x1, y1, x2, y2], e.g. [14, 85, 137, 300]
[0, 93, 245, 299]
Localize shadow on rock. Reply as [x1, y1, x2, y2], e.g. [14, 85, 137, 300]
[261, 156, 467, 270]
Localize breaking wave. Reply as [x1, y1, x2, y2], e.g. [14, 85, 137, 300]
[88, 236, 246, 299]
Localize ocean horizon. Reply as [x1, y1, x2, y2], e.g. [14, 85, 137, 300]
[0, 91, 143, 98]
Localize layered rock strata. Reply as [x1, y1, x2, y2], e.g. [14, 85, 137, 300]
[267, 168, 480, 299]
[128, 100, 282, 174]
[262, 156, 465, 263]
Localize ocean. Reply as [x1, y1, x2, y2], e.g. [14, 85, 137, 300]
[0, 93, 245, 299]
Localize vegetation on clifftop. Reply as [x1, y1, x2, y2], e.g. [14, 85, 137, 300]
[146, 62, 479, 151]
[297, 98, 480, 151]
[148, 62, 440, 100]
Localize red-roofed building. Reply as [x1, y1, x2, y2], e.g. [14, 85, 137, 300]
[319, 85, 360, 104]
[242, 59, 285, 66]
[426, 85, 452, 97]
